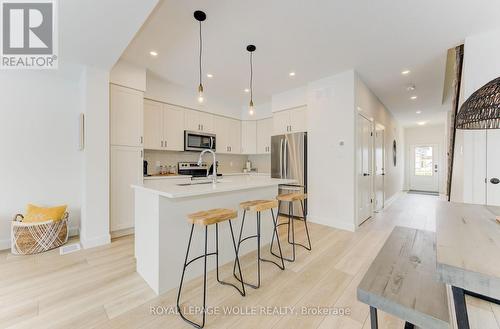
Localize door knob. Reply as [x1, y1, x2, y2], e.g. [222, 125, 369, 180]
[363, 173, 370, 176]
[490, 178, 500, 184]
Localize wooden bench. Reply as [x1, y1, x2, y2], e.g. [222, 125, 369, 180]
[357, 226, 450, 329]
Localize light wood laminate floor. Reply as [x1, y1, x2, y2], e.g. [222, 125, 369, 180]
[1, 193, 499, 329]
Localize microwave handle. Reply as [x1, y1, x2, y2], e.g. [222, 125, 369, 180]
[210, 137, 214, 149]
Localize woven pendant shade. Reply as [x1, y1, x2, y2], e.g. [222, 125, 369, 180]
[456, 76, 500, 129]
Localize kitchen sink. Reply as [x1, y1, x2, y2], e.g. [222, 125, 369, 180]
[176, 179, 229, 186]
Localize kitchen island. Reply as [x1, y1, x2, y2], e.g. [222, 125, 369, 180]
[132, 175, 295, 295]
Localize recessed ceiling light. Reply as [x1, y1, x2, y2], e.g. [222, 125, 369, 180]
[244, 88, 250, 93]
[149, 51, 158, 57]
[416, 110, 422, 114]
[206, 73, 213, 78]
[410, 96, 418, 100]
[401, 70, 411, 75]
[289, 72, 296, 77]
[417, 121, 426, 126]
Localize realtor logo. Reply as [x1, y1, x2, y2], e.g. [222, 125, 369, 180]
[1, 0, 58, 69]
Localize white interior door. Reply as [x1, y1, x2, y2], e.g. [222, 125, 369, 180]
[374, 129, 385, 212]
[409, 144, 439, 192]
[487, 130, 500, 206]
[357, 114, 373, 225]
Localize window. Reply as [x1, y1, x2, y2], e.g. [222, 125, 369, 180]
[414, 146, 433, 176]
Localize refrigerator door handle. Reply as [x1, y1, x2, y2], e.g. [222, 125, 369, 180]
[280, 139, 284, 178]
[284, 139, 288, 179]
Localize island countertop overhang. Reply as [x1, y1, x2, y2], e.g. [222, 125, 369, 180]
[132, 176, 297, 199]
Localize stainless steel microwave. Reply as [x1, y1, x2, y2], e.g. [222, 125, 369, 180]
[184, 131, 216, 152]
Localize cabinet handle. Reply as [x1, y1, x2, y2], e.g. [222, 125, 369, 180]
[140, 150, 143, 158]
[140, 136, 143, 144]
[164, 140, 167, 148]
[230, 146, 232, 152]
[201, 124, 204, 131]
[161, 141, 163, 147]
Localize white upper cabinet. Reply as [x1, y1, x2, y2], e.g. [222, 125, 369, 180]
[185, 110, 214, 133]
[110, 84, 144, 147]
[257, 118, 273, 154]
[272, 106, 308, 135]
[163, 105, 185, 151]
[241, 121, 257, 154]
[228, 119, 241, 154]
[144, 100, 163, 150]
[273, 110, 290, 135]
[215, 116, 241, 154]
[144, 100, 185, 151]
[290, 106, 307, 132]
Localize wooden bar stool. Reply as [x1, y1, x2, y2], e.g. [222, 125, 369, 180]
[232, 200, 285, 289]
[176, 208, 245, 329]
[270, 193, 311, 262]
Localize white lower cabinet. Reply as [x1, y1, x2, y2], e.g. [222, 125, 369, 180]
[110, 146, 143, 232]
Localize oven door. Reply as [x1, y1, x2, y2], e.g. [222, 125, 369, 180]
[184, 131, 216, 151]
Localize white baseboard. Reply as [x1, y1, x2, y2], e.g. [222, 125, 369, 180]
[110, 227, 134, 239]
[384, 191, 404, 209]
[307, 215, 356, 232]
[80, 233, 111, 249]
[0, 238, 9, 250]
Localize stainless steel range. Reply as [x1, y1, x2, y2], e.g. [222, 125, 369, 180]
[177, 162, 208, 177]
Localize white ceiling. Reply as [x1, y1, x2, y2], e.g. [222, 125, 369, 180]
[121, 0, 500, 125]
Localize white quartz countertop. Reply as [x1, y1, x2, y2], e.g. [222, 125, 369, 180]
[133, 175, 295, 199]
[143, 172, 270, 180]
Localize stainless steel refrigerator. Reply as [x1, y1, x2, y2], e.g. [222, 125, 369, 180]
[271, 132, 307, 218]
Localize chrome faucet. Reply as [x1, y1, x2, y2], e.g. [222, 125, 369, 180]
[198, 149, 217, 184]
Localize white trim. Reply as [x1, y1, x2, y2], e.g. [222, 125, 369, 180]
[307, 215, 356, 232]
[0, 238, 9, 250]
[384, 191, 404, 209]
[80, 233, 111, 249]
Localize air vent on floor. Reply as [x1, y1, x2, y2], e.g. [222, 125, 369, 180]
[59, 243, 81, 255]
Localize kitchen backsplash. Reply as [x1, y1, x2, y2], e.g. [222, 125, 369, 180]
[248, 154, 271, 173]
[144, 150, 250, 175]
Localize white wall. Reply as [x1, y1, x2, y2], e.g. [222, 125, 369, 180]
[451, 28, 500, 203]
[0, 67, 84, 249]
[272, 86, 307, 112]
[110, 60, 147, 91]
[404, 125, 446, 194]
[355, 74, 404, 204]
[307, 70, 357, 231]
[145, 73, 242, 119]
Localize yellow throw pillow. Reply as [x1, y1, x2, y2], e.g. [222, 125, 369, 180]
[23, 204, 67, 223]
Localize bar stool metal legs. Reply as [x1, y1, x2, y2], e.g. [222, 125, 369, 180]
[270, 199, 311, 262]
[176, 220, 245, 328]
[233, 207, 285, 289]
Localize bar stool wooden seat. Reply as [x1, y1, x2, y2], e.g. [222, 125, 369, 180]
[271, 192, 311, 262]
[233, 199, 285, 289]
[177, 208, 245, 328]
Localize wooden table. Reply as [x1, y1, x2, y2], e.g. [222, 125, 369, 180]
[357, 227, 450, 329]
[436, 202, 500, 329]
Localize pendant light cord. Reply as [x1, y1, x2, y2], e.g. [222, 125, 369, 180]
[250, 51, 253, 103]
[199, 21, 202, 86]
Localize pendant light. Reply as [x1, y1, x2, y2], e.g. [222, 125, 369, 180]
[247, 45, 256, 115]
[194, 10, 206, 103]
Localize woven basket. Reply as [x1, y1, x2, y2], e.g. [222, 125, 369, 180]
[11, 213, 69, 255]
